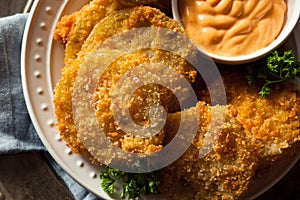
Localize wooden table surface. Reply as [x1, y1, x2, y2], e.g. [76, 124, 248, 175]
[0, 0, 300, 199]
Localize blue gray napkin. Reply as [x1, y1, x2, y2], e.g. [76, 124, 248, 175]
[0, 13, 99, 200]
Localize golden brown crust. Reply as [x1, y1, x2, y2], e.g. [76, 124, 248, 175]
[199, 71, 300, 160]
[160, 102, 258, 200]
[93, 50, 196, 154]
[54, 0, 171, 63]
[54, 0, 119, 62]
[54, 6, 190, 157]
[53, 1, 300, 198]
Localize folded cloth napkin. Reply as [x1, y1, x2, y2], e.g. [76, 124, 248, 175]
[0, 13, 100, 200]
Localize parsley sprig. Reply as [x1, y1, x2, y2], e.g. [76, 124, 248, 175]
[247, 50, 300, 98]
[100, 167, 161, 199]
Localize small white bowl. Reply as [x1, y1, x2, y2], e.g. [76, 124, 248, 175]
[172, 0, 300, 64]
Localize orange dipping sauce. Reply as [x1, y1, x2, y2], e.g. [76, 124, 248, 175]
[179, 0, 287, 57]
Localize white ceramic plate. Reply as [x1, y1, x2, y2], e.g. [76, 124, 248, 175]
[21, 0, 300, 199]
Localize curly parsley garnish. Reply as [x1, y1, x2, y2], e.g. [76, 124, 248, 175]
[100, 167, 161, 199]
[247, 50, 300, 98]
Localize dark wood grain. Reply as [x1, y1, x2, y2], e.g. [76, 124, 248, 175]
[0, 153, 73, 200]
[0, 0, 28, 17]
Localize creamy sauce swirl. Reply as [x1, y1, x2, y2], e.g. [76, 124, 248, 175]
[179, 0, 287, 57]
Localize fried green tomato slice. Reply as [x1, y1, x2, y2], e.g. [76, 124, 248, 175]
[225, 73, 300, 159]
[54, 0, 122, 63]
[93, 49, 196, 154]
[199, 71, 300, 161]
[54, 6, 194, 159]
[160, 102, 258, 200]
[54, 0, 169, 63]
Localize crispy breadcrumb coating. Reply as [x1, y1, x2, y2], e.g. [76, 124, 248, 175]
[160, 102, 258, 200]
[199, 71, 300, 160]
[53, 1, 300, 198]
[94, 49, 196, 154]
[54, 0, 169, 63]
[53, 6, 193, 157]
[54, 0, 118, 62]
